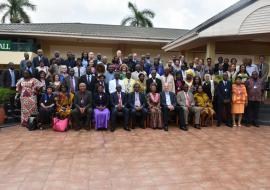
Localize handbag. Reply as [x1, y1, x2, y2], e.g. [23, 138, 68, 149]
[27, 115, 38, 131]
[53, 117, 68, 132]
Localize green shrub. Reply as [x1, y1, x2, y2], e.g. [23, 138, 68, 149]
[0, 88, 15, 105]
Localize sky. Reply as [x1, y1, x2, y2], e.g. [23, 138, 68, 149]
[23, 0, 239, 29]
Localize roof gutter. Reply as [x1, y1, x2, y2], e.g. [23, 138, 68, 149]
[0, 31, 172, 43]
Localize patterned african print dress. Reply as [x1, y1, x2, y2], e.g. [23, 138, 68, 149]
[16, 78, 43, 125]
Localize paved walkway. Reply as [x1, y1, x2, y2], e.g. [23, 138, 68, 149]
[0, 125, 270, 190]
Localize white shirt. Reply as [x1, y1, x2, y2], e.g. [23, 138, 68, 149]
[135, 92, 141, 107]
[109, 79, 125, 93]
[74, 66, 86, 78]
[165, 92, 171, 106]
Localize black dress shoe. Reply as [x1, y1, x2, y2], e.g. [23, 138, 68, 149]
[124, 127, 131, 131]
[216, 123, 221, 127]
[227, 124, 233, 128]
[254, 124, 260, 128]
[164, 126, 168, 131]
[140, 126, 145, 129]
[110, 128, 115, 132]
[194, 124, 201, 129]
[180, 126, 188, 131]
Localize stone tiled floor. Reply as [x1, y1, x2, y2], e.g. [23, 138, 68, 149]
[0, 125, 270, 190]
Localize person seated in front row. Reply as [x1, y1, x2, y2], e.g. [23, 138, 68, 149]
[71, 83, 92, 131]
[177, 84, 202, 129]
[55, 84, 74, 119]
[93, 84, 110, 130]
[128, 83, 147, 129]
[147, 83, 163, 129]
[39, 85, 55, 129]
[194, 85, 215, 127]
[160, 83, 179, 131]
[110, 85, 130, 132]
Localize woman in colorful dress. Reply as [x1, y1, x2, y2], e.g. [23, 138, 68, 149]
[93, 84, 110, 130]
[194, 85, 215, 127]
[16, 70, 43, 126]
[147, 83, 162, 129]
[231, 76, 248, 127]
[55, 84, 74, 119]
[175, 72, 184, 94]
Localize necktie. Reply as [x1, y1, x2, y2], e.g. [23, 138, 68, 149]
[118, 93, 122, 107]
[127, 79, 130, 93]
[78, 67, 80, 77]
[88, 75, 91, 83]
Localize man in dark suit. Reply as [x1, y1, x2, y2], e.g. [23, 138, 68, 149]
[216, 73, 232, 127]
[79, 66, 96, 93]
[2, 62, 20, 88]
[110, 85, 130, 132]
[146, 69, 162, 93]
[160, 83, 179, 131]
[71, 83, 92, 130]
[128, 83, 147, 129]
[64, 68, 79, 93]
[64, 51, 76, 69]
[214, 56, 223, 74]
[50, 51, 65, 66]
[32, 49, 49, 68]
[24, 61, 38, 78]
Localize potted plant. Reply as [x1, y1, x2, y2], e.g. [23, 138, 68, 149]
[0, 88, 16, 124]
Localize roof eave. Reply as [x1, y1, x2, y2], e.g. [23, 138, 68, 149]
[0, 31, 172, 43]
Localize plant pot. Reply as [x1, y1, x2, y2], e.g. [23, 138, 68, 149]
[0, 105, 7, 124]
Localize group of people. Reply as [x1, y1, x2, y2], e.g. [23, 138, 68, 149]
[2, 49, 269, 131]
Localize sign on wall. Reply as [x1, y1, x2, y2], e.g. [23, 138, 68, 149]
[0, 40, 11, 51]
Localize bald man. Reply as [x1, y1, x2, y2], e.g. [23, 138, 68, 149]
[71, 83, 93, 130]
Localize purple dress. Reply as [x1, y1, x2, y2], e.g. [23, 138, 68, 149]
[93, 93, 110, 129]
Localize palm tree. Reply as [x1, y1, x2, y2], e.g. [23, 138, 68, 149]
[0, 0, 36, 23]
[121, 2, 155, 27]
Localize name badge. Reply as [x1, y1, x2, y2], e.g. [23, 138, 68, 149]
[224, 88, 228, 92]
[254, 85, 257, 89]
[45, 100, 47, 103]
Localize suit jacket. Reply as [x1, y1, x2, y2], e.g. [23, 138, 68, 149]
[32, 56, 49, 68]
[64, 76, 79, 92]
[128, 92, 146, 109]
[216, 80, 232, 102]
[64, 59, 76, 68]
[2, 69, 20, 88]
[79, 74, 96, 92]
[177, 91, 195, 107]
[24, 67, 38, 78]
[146, 78, 162, 93]
[160, 91, 177, 108]
[110, 92, 128, 108]
[93, 92, 109, 108]
[258, 63, 269, 82]
[73, 91, 92, 110]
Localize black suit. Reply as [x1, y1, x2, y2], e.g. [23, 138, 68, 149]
[32, 56, 49, 68]
[146, 78, 162, 93]
[2, 69, 19, 88]
[64, 58, 76, 68]
[128, 92, 147, 128]
[160, 91, 183, 128]
[110, 92, 129, 130]
[79, 74, 96, 93]
[64, 76, 79, 93]
[71, 91, 93, 130]
[216, 80, 232, 126]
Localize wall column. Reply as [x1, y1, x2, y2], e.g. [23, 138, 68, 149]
[206, 41, 216, 61]
[184, 50, 193, 63]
